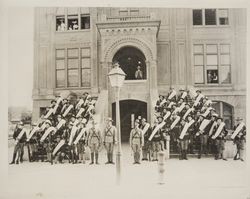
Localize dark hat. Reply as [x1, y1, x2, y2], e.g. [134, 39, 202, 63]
[51, 99, 56, 103]
[196, 90, 201, 93]
[19, 121, 24, 126]
[217, 117, 223, 121]
[235, 117, 243, 121]
[135, 119, 140, 124]
[142, 118, 146, 122]
[179, 88, 184, 91]
[157, 116, 163, 120]
[211, 113, 218, 118]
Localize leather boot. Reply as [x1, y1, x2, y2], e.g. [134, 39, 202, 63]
[95, 153, 99, 164]
[10, 153, 17, 164]
[89, 153, 94, 164]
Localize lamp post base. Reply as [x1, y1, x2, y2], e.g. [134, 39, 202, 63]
[116, 151, 121, 185]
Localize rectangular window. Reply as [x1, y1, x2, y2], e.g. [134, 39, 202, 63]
[193, 43, 231, 85]
[56, 48, 91, 88]
[193, 9, 203, 25]
[205, 9, 217, 25]
[130, 9, 139, 16]
[56, 16, 66, 31]
[81, 15, 90, 29]
[218, 9, 229, 25]
[119, 8, 128, 16]
[68, 15, 79, 30]
[56, 49, 65, 87]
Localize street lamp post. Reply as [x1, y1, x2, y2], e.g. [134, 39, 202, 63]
[108, 62, 126, 185]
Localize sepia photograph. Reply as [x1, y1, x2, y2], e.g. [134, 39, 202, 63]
[1, 1, 249, 199]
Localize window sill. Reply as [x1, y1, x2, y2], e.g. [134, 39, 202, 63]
[55, 87, 91, 90]
[193, 25, 230, 28]
[124, 79, 147, 84]
[194, 84, 233, 89]
[55, 29, 91, 33]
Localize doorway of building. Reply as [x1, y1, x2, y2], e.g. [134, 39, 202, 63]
[112, 100, 147, 142]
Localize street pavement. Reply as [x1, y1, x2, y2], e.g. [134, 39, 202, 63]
[2, 144, 249, 199]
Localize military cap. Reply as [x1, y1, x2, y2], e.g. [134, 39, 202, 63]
[216, 116, 223, 121]
[211, 113, 219, 118]
[19, 121, 24, 126]
[179, 88, 184, 91]
[196, 89, 201, 93]
[142, 118, 146, 122]
[69, 121, 74, 126]
[235, 117, 243, 121]
[51, 99, 56, 103]
[106, 117, 113, 122]
[157, 116, 163, 120]
[81, 118, 87, 124]
[76, 115, 83, 119]
[32, 122, 38, 126]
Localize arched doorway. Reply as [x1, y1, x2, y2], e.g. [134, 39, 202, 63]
[112, 100, 147, 142]
[112, 46, 146, 80]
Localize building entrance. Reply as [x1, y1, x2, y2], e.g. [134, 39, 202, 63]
[112, 100, 147, 142]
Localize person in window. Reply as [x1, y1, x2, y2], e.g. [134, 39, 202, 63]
[212, 72, 218, 83]
[207, 71, 213, 83]
[135, 65, 143, 79]
[68, 25, 73, 30]
[73, 21, 79, 30]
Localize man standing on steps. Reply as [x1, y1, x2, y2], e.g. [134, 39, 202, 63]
[87, 120, 102, 165]
[103, 118, 117, 164]
[130, 119, 144, 164]
[140, 118, 151, 161]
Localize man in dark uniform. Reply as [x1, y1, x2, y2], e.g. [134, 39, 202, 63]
[212, 117, 228, 160]
[233, 117, 246, 161]
[178, 119, 190, 160]
[151, 117, 164, 161]
[195, 114, 205, 159]
[140, 118, 151, 161]
[10, 121, 26, 164]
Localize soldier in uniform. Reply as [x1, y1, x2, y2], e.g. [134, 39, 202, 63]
[233, 117, 246, 161]
[27, 122, 39, 162]
[151, 117, 164, 161]
[10, 121, 26, 164]
[129, 119, 144, 164]
[103, 118, 117, 164]
[87, 120, 102, 164]
[76, 120, 87, 163]
[140, 118, 151, 161]
[41, 119, 53, 163]
[178, 119, 190, 160]
[212, 117, 228, 160]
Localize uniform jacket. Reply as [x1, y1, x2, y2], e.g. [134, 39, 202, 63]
[103, 125, 117, 144]
[87, 127, 102, 145]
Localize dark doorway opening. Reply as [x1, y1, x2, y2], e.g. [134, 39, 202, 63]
[112, 46, 146, 80]
[112, 100, 147, 142]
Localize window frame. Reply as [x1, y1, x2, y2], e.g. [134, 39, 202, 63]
[55, 47, 91, 89]
[55, 11, 91, 32]
[192, 8, 230, 27]
[193, 43, 232, 86]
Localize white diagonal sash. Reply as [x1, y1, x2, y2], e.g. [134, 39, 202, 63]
[141, 123, 150, 136]
[202, 107, 213, 117]
[163, 111, 171, 120]
[170, 116, 180, 130]
[56, 119, 66, 130]
[73, 128, 87, 145]
[44, 108, 54, 119]
[68, 126, 78, 145]
[40, 127, 56, 142]
[27, 126, 40, 141]
[173, 102, 185, 114]
[179, 119, 194, 139]
[76, 99, 84, 109]
[183, 108, 194, 120]
[148, 122, 166, 141]
[231, 122, 245, 139]
[199, 119, 211, 132]
[52, 140, 65, 156]
[62, 104, 73, 117]
[53, 103, 59, 114]
[212, 122, 225, 139]
[76, 108, 85, 118]
[168, 90, 176, 100]
[40, 122, 47, 131]
[159, 99, 166, 107]
[204, 99, 212, 106]
[168, 102, 174, 108]
[193, 94, 204, 106]
[73, 119, 79, 126]
[56, 97, 63, 104]
[15, 128, 27, 144]
[209, 121, 217, 136]
[181, 92, 187, 99]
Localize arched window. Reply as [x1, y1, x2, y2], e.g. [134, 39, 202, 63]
[211, 101, 234, 129]
[112, 46, 146, 80]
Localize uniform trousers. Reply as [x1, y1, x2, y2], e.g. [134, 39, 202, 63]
[152, 141, 161, 160]
[199, 134, 208, 155]
[215, 139, 225, 159]
[142, 142, 150, 160]
[131, 143, 141, 163]
[104, 142, 114, 162]
[77, 142, 85, 163]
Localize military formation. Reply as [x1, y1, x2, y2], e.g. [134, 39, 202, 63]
[10, 88, 246, 165]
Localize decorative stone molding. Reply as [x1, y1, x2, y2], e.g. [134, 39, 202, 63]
[103, 36, 154, 62]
